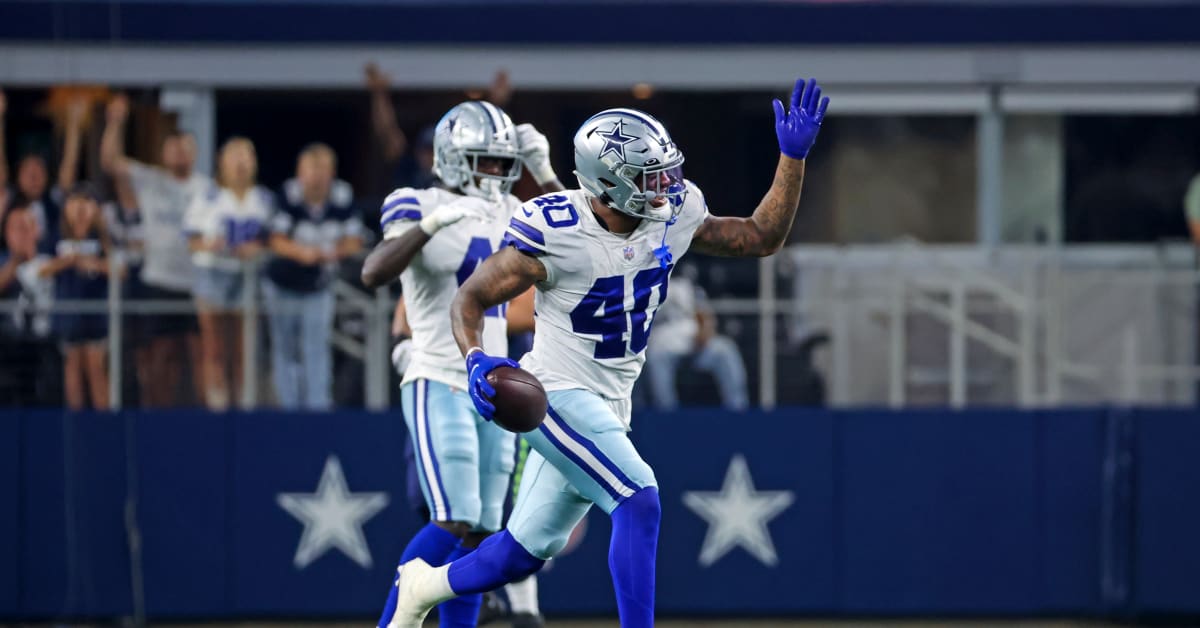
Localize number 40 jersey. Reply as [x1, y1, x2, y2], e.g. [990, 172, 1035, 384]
[501, 182, 710, 414]
[381, 187, 522, 389]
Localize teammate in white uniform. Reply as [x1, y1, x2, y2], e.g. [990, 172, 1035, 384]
[361, 100, 564, 628]
[384, 77, 830, 628]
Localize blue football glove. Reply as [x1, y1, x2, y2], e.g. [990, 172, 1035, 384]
[773, 77, 830, 160]
[465, 348, 519, 420]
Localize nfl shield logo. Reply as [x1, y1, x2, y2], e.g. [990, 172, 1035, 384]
[623, 245, 636, 261]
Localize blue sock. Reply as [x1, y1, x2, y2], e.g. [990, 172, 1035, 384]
[436, 543, 482, 627]
[447, 530, 545, 595]
[608, 487, 661, 628]
[378, 523, 461, 627]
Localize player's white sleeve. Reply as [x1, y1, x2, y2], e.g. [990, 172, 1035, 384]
[680, 179, 712, 231]
[501, 197, 566, 286]
[380, 187, 425, 241]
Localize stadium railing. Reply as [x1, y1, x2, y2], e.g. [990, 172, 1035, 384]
[2, 243, 1198, 410]
[723, 241, 1200, 408]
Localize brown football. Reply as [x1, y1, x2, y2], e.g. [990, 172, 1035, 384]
[486, 366, 548, 433]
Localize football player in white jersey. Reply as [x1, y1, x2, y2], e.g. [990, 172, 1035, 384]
[361, 100, 564, 628]
[382, 78, 830, 628]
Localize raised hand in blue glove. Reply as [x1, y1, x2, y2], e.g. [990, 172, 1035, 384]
[465, 348, 519, 420]
[773, 77, 830, 160]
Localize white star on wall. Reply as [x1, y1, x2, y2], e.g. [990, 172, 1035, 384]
[277, 455, 390, 569]
[683, 454, 794, 567]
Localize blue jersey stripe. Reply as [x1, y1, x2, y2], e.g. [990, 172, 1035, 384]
[508, 218, 546, 246]
[381, 208, 422, 228]
[382, 196, 420, 213]
[502, 232, 546, 257]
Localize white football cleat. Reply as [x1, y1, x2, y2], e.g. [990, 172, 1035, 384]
[383, 558, 451, 628]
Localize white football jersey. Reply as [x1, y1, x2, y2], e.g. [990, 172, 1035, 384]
[503, 182, 710, 418]
[382, 187, 521, 389]
[183, 183, 274, 271]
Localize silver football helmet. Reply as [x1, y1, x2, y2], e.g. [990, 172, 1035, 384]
[573, 108, 687, 222]
[433, 101, 522, 200]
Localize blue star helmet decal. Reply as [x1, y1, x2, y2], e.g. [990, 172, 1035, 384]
[597, 119, 637, 160]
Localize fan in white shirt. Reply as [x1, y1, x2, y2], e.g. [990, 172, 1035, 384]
[100, 94, 212, 408]
[183, 137, 271, 411]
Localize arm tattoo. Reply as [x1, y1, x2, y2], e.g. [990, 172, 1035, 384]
[692, 157, 806, 257]
[452, 246, 547, 356]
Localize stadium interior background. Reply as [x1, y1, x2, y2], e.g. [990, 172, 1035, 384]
[2, 1, 1200, 626]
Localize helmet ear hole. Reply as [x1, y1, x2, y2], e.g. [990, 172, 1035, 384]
[598, 177, 618, 189]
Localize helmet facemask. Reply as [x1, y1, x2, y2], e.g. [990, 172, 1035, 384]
[624, 160, 688, 222]
[463, 150, 522, 200]
[586, 157, 686, 223]
[437, 148, 521, 201]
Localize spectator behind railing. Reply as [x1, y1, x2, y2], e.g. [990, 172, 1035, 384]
[643, 270, 749, 411]
[39, 184, 121, 411]
[0, 203, 59, 405]
[101, 94, 211, 408]
[264, 143, 364, 410]
[364, 63, 409, 188]
[1184, 169, 1200, 245]
[98, 156, 147, 407]
[363, 63, 512, 203]
[185, 137, 272, 411]
[7, 153, 58, 253]
[1, 91, 88, 244]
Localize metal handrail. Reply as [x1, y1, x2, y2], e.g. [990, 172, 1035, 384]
[6, 245, 1200, 409]
[897, 237, 1031, 314]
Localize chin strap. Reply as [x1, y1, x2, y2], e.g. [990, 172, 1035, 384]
[652, 215, 677, 270]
